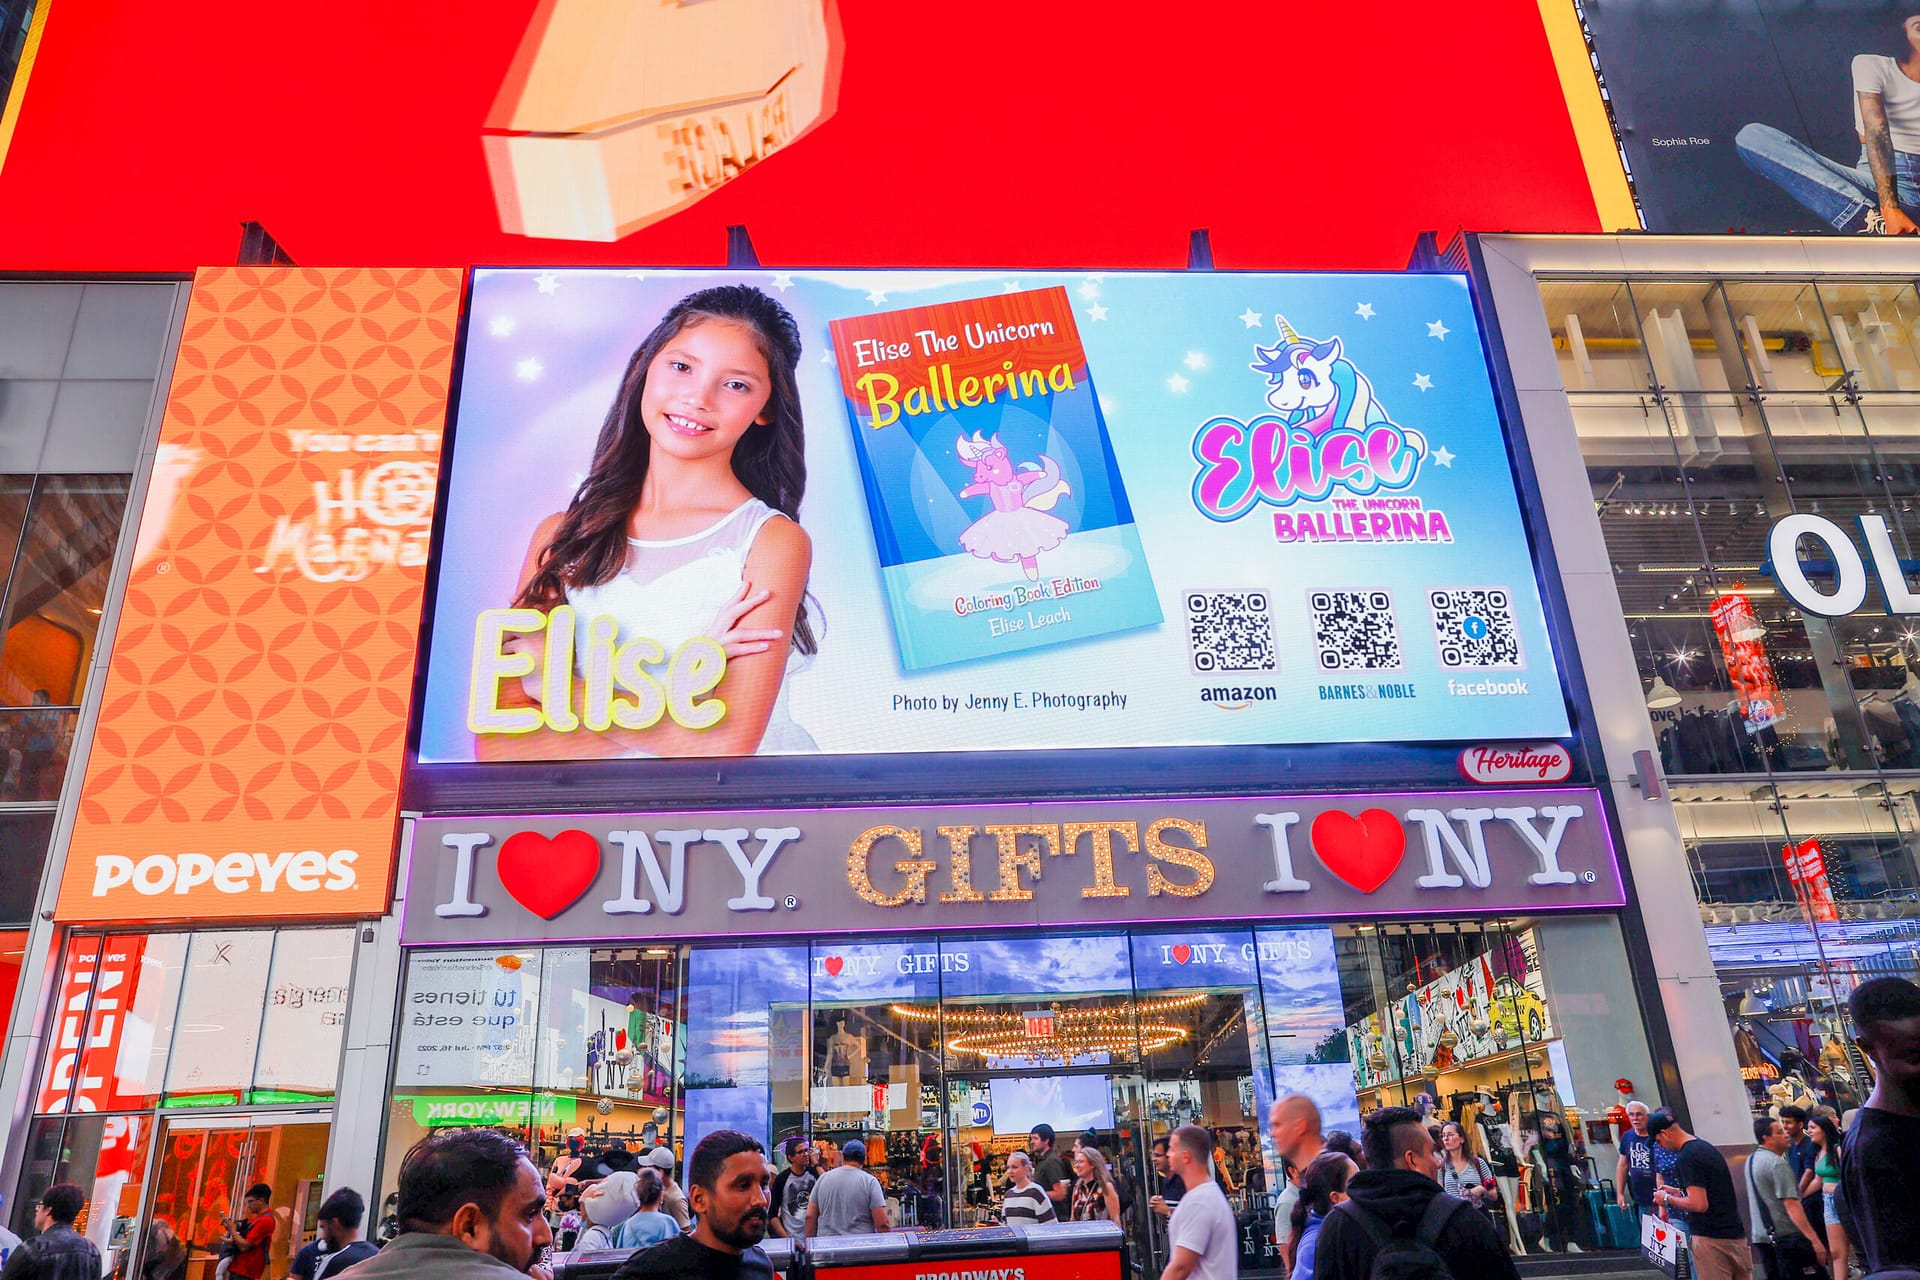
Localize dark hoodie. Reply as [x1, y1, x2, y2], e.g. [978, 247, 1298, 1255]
[1309, 1170, 1518, 1280]
[614, 1234, 774, 1280]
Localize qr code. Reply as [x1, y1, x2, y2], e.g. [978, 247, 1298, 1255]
[1185, 590, 1276, 673]
[1429, 587, 1523, 668]
[1309, 590, 1402, 671]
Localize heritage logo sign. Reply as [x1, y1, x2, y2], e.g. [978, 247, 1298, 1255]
[402, 787, 1624, 945]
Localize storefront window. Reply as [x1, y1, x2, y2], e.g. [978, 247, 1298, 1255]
[7, 1112, 154, 1274]
[382, 915, 1656, 1264]
[1540, 265, 1920, 1127]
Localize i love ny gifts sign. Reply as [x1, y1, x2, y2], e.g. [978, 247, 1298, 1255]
[400, 787, 1625, 945]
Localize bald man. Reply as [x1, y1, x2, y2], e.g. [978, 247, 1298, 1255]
[1270, 1096, 1326, 1173]
[1269, 1094, 1326, 1267]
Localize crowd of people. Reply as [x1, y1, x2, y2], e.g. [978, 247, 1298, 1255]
[4, 974, 1918, 1280]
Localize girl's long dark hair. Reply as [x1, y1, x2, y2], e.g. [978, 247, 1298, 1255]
[1287, 1152, 1353, 1276]
[517, 284, 816, 654]
[1810, 1113, 1842, 1156]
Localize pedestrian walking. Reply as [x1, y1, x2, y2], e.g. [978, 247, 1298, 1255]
[615, 1130, 775, 1280]
[332, 1128, 553, 1279]
[1746, 1116, 1826, 1280]
[769, 1140, 815, 1240]
[1805, 1116, 1847, 1280]
[1070, 1148, 1121, 1224]
[1001, 1153, 1057, 1225]
[1648, 1109, 1751, 1280]
[0, 1185, 98, 1280]
[290, 1189, 379, 1280]
[220, 1184, 276, 1280]
[1616, 1101, 1658, 1216]
[1285, 1151, 1355, 1280]
[1841, 976, 1920, 1274]
[641, 1147, 691, 1229]
[1309, 1104, 1519, 1280]
[613, 1170, 680, 1251]
[1159, 1125, 1236, 1280]
[805, 1141, 889, 1237]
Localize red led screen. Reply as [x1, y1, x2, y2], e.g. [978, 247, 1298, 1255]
[0, 0, 1604, 271]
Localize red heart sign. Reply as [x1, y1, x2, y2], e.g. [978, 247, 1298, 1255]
[1171, 945, 1192, 965]
[1309, 809, 1406, 893]
[497, 830, 600, 919]
[824, 956, 844, 976]
[1654, 1229, 1667, 1243]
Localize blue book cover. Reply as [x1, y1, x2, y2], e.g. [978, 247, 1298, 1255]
[829, 286, 1161, 670]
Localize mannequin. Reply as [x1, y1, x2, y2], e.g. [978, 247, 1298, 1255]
[824, 1018, 869, 1085]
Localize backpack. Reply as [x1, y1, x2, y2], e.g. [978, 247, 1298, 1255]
[1335, 1194, 1468, 1280]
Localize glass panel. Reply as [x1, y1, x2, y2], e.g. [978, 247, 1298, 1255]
[0, 476, 34, 599]
[164, 931, 274, 1105]
[105, 932, 189, 1113]
[682, 943, 807, 1172]
[0, 808, 55, 923]
[7, 1112, 155, 1274]
[0, 708, 79, 801]
[0, 473, 129, 706]
[253, 928, 354, 1101]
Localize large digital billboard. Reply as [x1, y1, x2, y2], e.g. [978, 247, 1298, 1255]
[1586, 0, 1920, 235]
[418, 268, 1568, 765]
[0, 1, 1615, 271]
[56, 266, 462, 923]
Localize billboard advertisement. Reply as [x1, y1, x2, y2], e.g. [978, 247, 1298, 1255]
[55, 267, 462, 923]
[421, 268, 1568, 766]
[0, 1, 1613, 271]
[1586, 0, 1920, 234]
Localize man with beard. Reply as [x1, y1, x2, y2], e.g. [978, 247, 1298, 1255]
[618, 1132, 774, 1280]
[336, 1130, 552, 1279]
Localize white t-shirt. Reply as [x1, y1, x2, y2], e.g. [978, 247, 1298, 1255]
[1167, 1180, 1237, 1280]
[1853, 55, 1920, 154]
[809, 1164, 885, 1236]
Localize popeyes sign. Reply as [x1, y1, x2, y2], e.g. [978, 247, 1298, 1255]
[401, 786, 1626, 945]
[54, 267, 461, 924]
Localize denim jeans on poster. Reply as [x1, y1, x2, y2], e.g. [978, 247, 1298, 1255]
[1736, 122, 1920, 230]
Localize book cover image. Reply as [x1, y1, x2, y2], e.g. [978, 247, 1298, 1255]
[830, 286, 1161, 670]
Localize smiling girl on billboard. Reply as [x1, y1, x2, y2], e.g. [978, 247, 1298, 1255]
[474, 285, 817, 759]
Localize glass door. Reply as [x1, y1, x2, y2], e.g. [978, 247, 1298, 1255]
[140, 1111, 331, 1280]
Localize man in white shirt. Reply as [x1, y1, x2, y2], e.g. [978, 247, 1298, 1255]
[1160, 1125, 1235, 1280]
[805, 1141, 890, 1237]
[1000, 1154, 1057, 1225]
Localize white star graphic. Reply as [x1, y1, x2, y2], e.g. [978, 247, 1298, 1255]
[770, 273, 795, 292]
[1355, 302, 1375, 320]
[1167, 373, 1190, 393]
[1412, 373, 1434, 391]
[1078, 279, 1102, 299]
[488, 316, 516, 338]
[1002, 281, 1023, 293]
[1239, 308, 1262, 329]
[626, 271, 648, 282]
[1086, 273, 1104, 282]
[821, 349, 835, 364]
[1431, 445, 1455, 468]
[1086, 304, 1109, 322]
[865, 288, 888, 305]
[535, 272, 561, 295]
[1099, 394, 1117, 415]
[1183, 351, 1208, 371]
[1427, 320, 1450, 340]
[516, 357, 544, 381]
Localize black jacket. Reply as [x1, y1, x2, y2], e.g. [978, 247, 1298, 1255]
[615, 1234, 774, 1280]
[0, 1225, 104, 1280]
[1310, 1170, 1519, 1280]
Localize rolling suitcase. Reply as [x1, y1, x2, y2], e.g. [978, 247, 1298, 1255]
[1581, 1185, 1610, 1248]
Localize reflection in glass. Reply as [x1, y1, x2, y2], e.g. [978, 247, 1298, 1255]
[0, 474, 129, 707]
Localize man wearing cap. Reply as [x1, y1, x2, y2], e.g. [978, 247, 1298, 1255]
[641, 1147, 690, 1229]
[805, 1141, 890, 1237]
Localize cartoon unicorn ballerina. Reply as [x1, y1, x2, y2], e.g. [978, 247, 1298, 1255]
[1253, 315, 1425, 452]
[954, 431, 1072, 580]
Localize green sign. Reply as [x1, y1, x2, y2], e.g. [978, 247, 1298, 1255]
[404, 1094, 578, 1127]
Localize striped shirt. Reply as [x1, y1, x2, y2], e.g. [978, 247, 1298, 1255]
[1003, 1182, 1058, 1224]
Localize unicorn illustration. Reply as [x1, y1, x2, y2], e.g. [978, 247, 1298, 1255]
[954, 431, 1072, 581]
[1253, 316, 1425, 450]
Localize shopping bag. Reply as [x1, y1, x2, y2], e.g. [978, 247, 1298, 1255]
[1642, 1213, 1690, 1280]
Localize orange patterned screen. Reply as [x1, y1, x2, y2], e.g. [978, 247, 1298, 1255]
[55, 266, 462, 923]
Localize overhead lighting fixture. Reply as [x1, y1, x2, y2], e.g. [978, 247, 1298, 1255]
[1646, 676, 1683, 709]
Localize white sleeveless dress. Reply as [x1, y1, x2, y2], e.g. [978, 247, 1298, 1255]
[562, 498, 815, 754]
